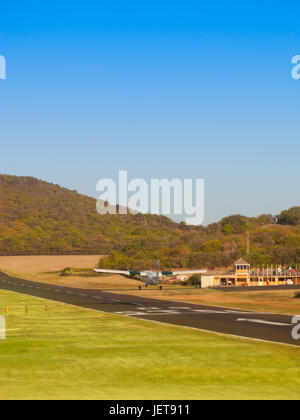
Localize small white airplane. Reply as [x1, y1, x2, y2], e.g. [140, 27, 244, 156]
[94, 260, 207, 287]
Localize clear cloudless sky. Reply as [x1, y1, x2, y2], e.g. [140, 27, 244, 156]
[0, 0, 300, 224]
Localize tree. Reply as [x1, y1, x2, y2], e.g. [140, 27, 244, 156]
[186, 275, 201, 285]
[278, 207, 300, 226]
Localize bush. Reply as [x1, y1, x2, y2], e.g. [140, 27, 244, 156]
[186, 274, 201, 286]
[60, 267, 74, 277]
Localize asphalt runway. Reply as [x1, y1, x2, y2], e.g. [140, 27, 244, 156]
[0, 271, 299, 346]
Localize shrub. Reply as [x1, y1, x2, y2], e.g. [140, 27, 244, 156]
[186, 274, 201, 286]
[60, 267, 74, 277]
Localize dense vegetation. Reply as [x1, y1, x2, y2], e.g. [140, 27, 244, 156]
[1, 174, 300, 269]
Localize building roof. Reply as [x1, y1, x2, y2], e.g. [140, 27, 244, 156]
[234, 258, 249, 266]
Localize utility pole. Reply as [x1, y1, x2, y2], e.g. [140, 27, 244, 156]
[247, 230, 251, 275]
[247, 231, 250, 257]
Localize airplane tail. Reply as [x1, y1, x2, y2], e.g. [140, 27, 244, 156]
[156, 260, 160, 280]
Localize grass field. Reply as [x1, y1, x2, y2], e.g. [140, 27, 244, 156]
[0, 289, 300, 400]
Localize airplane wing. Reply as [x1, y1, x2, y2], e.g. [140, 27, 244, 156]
[94, 269, 130, 275]
[94, 266, 207, 277]
[162, 269, 207, 276]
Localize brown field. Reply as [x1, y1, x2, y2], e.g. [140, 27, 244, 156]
[0, 255, 102, 273]
[0, 255, 140, 289]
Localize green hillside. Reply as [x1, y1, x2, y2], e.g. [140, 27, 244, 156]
[1, 174, 300, 269]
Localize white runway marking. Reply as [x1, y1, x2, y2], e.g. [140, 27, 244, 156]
[237, 318, 292, 327]
[169, 306, 193, 310]
[141, 311, 181, 316]
[191, 309, 229, 314]
[145, 308, 175, 313]
[115, 309, 181, 316]
[225, 310, 253, 314]
[115, 311, 147, 316]
[138, 307, 160, 310]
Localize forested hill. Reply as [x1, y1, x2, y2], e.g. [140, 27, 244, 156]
[0, 174, 185, 257]
[1, 174, 300, 269]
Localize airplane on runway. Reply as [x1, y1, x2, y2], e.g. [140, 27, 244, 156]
[94, 261, 207, 287]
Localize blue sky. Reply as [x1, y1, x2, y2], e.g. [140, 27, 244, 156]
[0, 1, 300, 224]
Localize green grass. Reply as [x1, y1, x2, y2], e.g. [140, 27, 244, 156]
[0, 290, 300, 400]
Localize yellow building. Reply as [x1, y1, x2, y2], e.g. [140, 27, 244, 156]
[200, 258, 300, 288]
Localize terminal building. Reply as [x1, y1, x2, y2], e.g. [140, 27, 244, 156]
[200, 258, 300, 288]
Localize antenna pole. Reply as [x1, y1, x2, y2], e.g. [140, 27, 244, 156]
[247, 230, 251, 273]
